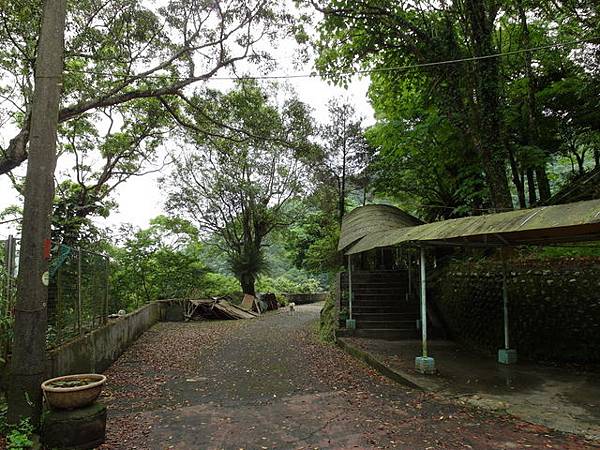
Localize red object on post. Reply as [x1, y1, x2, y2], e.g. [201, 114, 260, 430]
[43, 239, 52, 260]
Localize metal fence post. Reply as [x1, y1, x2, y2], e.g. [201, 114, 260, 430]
[104, 256, 109, 324]
[5, 235, 15, 313]
[77, 247, 83, 336]
[2, 235, 16, 359]
[56, 265, 63, 345]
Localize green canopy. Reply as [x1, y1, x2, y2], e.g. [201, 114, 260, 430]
[343, 199, 600, 255]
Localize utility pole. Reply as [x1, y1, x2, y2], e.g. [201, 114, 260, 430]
[8, 0, 67, 426]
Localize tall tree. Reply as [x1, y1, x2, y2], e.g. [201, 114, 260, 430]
[320, 98, 369, 223]
[164, 82, 315, 295]
[7, 0, 66, 425]
[310, 0, 514, 209]
[0, 0, 290, 175]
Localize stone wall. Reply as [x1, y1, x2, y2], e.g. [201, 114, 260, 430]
[433, 259, 600, 364]
[285, 292, 328, 305]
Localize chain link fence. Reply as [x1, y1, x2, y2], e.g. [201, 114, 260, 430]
[0, 236, 17, 361]
[0, 235, 110, 354]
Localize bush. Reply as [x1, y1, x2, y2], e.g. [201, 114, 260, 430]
[256, 275, 321, 294]
[319, 294, 337, 343]
[199, 272, 240, 298]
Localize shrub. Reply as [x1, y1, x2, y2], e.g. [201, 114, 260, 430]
[319, 294, 337, 343]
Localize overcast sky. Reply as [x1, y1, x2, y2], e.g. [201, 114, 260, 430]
[0, 65, 374, 238]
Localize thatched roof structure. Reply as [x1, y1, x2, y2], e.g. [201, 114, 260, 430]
[340, 199, 600, 255]
[337, 204, 423, 251]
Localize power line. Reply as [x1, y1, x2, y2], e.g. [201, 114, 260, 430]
[54, 36, 598, 82]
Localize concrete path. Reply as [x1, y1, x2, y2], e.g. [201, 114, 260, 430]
[99, 304, 596, 449]
[339, 338, 600, 441]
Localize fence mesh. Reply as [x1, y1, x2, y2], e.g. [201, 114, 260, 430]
[0, 236, 17, 361]
[0, 236, 109, 353]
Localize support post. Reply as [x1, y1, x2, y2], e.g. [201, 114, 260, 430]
[346, 254, 356, 330]
[3, 236, 16, 359]
[77, 247, 83, 336]
[56, 267, 63, 345]
[498, 249, 517, 364]
[415, 246, 435, 374]
[503, 271, 509, 350]
[407, 250, 412, 302]
[104, 257, 109, 325]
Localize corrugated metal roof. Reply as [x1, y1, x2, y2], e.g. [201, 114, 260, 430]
[338, 204, 423, 251]
[344, 199, 600, 255]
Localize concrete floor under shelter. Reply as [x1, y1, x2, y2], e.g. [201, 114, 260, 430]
[339, 337, 600, 441]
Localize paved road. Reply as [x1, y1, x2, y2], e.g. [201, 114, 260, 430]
[101, 304, 595, 449]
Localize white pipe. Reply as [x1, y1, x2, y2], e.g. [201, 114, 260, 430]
[502, 270, 509, 349]
[420, 247, 428, 358]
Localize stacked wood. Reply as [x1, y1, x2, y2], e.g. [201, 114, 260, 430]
[240, 293, 279, 314]
[189, 297, 258, 320]
[240, 294, 256, 311]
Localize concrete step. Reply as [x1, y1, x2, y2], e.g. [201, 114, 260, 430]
[352, 289, 408, 295]
[352, 305, 419, 314]
[352, 309, 413, 316]
[350, 328, 419, 340]
[353, 295, 415, 300]
[356, 320, 417, 330]
[352, 299, 418, 307]
[349, 271, 407, 278]
[350, 280, 407, 284]
[350, 296, 416, 302]
[353, 312, 419, 321]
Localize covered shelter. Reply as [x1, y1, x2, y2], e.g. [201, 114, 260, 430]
[338, 199, 600, 373]
[338, 205, 422, 331]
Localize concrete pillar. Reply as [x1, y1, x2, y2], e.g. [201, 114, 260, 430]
[415, 246, 435, 374]
[498, 261, 517, 364]
[346, 254, 356, 330]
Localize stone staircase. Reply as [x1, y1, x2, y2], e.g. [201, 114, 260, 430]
[342, 271, 420, 340]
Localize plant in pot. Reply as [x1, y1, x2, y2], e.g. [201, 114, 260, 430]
[41, 374, 107, 410]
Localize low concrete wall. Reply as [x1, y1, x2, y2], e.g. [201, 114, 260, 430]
[285, 292, 328, 305]
[46, 302, 163, 377]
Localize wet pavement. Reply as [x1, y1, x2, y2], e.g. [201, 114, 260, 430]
[340, 337, 600, 441]
[100, 304, 597, 449]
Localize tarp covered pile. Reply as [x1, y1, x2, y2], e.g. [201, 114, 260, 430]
[188, 297, 258, 320]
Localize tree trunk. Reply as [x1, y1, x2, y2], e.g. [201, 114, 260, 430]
[526, 168, 537, 205]
[517, 0, 551, 203]
[505, 135, 526, 208]
[535, 165, 551, 201]
[240, 273, 256, 296]
[8, 0, 67, 426]
[339, 138, 347, 224]
[576, 153, 585, 176]
[466, 0, 513, 210]
[476, 135, 513, 210]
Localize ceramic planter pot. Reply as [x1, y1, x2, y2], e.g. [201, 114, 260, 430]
[41, 374, 107, 410]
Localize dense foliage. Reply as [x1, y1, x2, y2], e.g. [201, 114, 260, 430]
[310, 0, 600, 216]
[104, 216, 325, 311]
